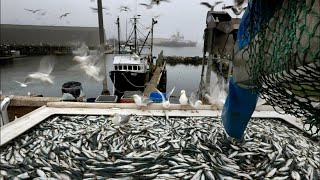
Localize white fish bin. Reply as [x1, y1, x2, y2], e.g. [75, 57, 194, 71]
[0, 102, 319, 180]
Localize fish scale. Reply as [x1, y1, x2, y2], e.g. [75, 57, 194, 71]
[0, 116, 319, 179]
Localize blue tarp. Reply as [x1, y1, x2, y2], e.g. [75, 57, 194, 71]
[222, 78, 258, 139]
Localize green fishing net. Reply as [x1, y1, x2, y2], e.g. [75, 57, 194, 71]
[243, 0, 320, 134]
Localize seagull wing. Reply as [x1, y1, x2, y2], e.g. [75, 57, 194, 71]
[119, 114, 131, 124]
[24, 8, 33, 12]
[90, 7, 98, 11]
[141, 96, 153, 105]
[139, 3, 152, 8]
[234, 0, 245, 6]
[189, 92, 196, 108]
[222, 5, 234, 9]
[214, 1, 223, 6]
[38, 56, 55, 74]
[167, 85, 175, 101]
[155, 88, 165, 103]
[200, 2, 212, 9]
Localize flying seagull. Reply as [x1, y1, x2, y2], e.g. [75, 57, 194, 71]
[22, 56, 56, 86]
[179, 90, 189, 106]
[156, 86, 175, 109]
[119, 6, 131, 12]
[189, 92, 203, 110]
[90, 6, 108, 12]
[24, 8, 42, 13]
[139, 3, 153, 9]
[60, 13, 71, 19]
[72, 45, 105, 82]
[14, 80, 30, 88]
[200, 1, 223, 10]
[151, 0, 170, 6]
[222, 4, 247, 15]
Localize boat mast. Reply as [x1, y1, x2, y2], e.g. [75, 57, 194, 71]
[117, 17, 121, 53]
[134, 17, 138, 53]
[151, 18, 157, 57]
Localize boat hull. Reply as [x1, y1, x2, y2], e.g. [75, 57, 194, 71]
[109, 71, 148, 94]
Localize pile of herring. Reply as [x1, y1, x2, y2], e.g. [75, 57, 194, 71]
[1, 115, 319, 179]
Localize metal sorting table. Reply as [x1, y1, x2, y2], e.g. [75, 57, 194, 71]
[0, 103, 319, 179]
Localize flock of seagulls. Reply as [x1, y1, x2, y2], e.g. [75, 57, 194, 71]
[24, 8, 71, 20]
[200, 0, 248, 15]
[130, 85, 207, 111]
[13, 44, 105, 89]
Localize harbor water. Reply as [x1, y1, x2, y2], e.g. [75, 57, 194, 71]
[0, 46, 211, 99]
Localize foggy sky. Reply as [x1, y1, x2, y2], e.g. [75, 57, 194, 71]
[1, 0, 241, 43]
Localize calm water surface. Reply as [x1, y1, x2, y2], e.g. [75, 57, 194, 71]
[1, 46, 216, 98]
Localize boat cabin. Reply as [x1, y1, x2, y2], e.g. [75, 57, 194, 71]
[112, 55, 148, 73]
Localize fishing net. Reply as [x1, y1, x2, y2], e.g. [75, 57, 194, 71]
[241, 0, 320, 134]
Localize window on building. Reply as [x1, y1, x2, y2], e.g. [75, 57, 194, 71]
[115, 66, 118, 70]
[119, 66, 122, 70]
[133, 66, 137, 70]
[128, 65, 132, 70]
[138, 66, 141, 70]
[123, 65, 127, 70]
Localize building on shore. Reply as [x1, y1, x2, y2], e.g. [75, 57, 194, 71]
[0, 24, 100, 56]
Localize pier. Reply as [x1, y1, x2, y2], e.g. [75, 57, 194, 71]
[143, 52, 167, 95]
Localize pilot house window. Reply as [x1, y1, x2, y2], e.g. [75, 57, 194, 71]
[128, 65, 132, 70]
[115, 66, 118, 70]
[119, 66, 122, 70]
[133, 66, 137, 70]
[123, 66, 127, 70]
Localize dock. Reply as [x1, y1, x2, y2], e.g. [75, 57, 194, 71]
[143, 52, 167, 95]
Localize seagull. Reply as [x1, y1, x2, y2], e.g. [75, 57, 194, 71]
[155, 86, 175, 109]
[223, 5, 246, 15]
[90, 6, 108, 12]
[234, 0, 245, 6]
[139, 3, 153, 9]
[72, 50, 105, 82]
[23, 56, 56, 85]
[111, 113, 132, 126]
[0, 96, 12, 126]
[189, 92, 203, 110]
[204, 75, 227, 110]
[132, 94, 153, 107]
[151, 0, 170, 6]
[24, 8, 42, 13]
[119, 6, 131, 12]
[60, 13, 71, 19]
[14, 80, 30, 88]
[179, 90, 189, 105]
[200, 1, 223, 10]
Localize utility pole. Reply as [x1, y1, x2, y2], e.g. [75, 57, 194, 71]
[97, 0, 109, 95]
[97, 0, 105, 45]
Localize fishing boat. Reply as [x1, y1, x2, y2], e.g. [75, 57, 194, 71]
[109, 16, 157, 97]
